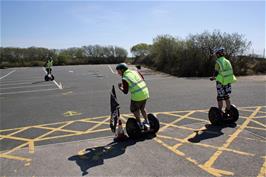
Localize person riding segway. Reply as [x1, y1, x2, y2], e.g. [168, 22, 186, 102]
[44, 57, 54, 81]
[116, 63, 159, 138]
[209, 47, 239, 125]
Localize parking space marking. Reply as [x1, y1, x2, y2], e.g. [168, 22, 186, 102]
[0, 70, 16, 80]
[0, 106, 265, 177]
[0, 88, 59, 95]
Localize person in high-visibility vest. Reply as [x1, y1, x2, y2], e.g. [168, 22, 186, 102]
[116, 63, 150, 130]
[45, 57, 53, 74]
[210, 47, 237, 113]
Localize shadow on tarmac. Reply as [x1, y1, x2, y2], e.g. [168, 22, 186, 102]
[68, 134, 156, 176]
[188, 123, 237, 143]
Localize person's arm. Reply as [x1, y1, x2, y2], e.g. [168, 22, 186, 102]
[210, 63, 219, 81]
[118, 79, 129, 94]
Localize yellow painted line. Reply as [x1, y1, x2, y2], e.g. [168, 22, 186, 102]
[0, 154, 31, 162]
[185, 116, 210, 123]
[62, 91, 73, 95]
[34, 121, 75, 141]
[159, 111, 196, 132]
[36, 128, 110, 141]
[250, 119, 266, 128]
[0, 127, 30, 141]
[246, 126, 266, 131]
[2, 142, 29, 155]
[255, 115, 266, 119]
[0, 134, 31, 142]
[257, 156, 266, 177]
[33, 125, 83, 134]
[63, 111, 82, 117]
[157, 134, 254, 157]
[154, 137, 185, 156]
[28, 141, 34, 154]
[204, 106, 261, 168]
[155, 136, 234, 177]
[79, 119, 110, 125]
[84, 117, 110, 133]
[233, 136, 266, 143]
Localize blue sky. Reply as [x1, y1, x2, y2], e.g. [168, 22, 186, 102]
[1, 1, 265, 55]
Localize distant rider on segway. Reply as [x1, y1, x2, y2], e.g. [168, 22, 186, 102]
[45, 57, 53, 75]
[210, 47, 237, 115]
[116, 63, 150, 130]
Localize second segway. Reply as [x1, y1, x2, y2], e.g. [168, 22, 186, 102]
[126, 113, 160, 139]
[208, 104, 239, 125]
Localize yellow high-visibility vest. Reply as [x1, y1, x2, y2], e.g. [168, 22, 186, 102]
[46, 60, 53, 68]
[123, 69, 149, 101]
[215, 57, 237, 85]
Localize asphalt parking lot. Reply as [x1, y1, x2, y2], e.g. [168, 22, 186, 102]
[0, 65, 265, 176]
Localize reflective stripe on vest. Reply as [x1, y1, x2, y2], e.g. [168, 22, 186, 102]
[123, 69, 149, 101]
[216, 57, 237, 85]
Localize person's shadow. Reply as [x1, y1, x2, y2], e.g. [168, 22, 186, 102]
[68, 134, 156, 176]
[188, 123, 236, 143]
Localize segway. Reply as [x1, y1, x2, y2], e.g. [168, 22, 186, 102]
[208, 104, 239, 125]
[44, 68, 54, 81]
[126, 113, 160, 139]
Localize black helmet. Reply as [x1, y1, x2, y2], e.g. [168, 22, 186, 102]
[116, 63, 128, 71]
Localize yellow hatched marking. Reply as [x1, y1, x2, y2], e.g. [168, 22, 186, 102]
[157, 135, 254, 156]
[36, 128, 110, 141]
[159, 111, 196, 132]
[250, 119, 266, 128]
[204, 106, 261, 168]
[84, 117, 110, 133]
[154, 136, 234, 177]
[33, 125, 83, 134]
[246, 126, 266, 131]
[257, 156, 266, 177]
[0, 127, 30, 141]
[0, 154, 31, 162]
[255, 115, 266, 119]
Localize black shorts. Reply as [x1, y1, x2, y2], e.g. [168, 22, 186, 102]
[130, 99, 147, 113]
[216, 82, 232, 101]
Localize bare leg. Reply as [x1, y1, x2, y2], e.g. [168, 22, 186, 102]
[140, 108, 147, 121]
[225, 99, 231, 111]
[218, 100, 223, 111]
[133, 110, 141, 123]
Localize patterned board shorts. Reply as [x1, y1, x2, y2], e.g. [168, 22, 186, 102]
[130, 99, 147, 113]
[216, 82, 232, 101]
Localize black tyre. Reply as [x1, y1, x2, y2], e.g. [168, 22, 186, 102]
[51, 75, 55, 81]
[224, 104, 239, 124]
[44, 75, 49, 81]
[208, 107, 223, 125]
[126, 118, 141, 139]
[148, 113, 160, 133]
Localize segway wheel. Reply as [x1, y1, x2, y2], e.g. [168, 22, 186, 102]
[51, 75, 55, 81]
[224, 104, 239, 124]
[147, 113, 160, 133]
[126, 118, 141, 139]
[208, 107, 223, 125]
[44, 75, 49, 81]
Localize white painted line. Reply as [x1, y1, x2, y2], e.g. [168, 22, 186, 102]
[53, 80, 63, 89]
[0, 84, 54, 90]
[0, 70, 16, 80]
[108, 65, 115, 74]
[0, 82, 34, 87]
[0, 88, 59, 95]
[42, 67, 63, 90]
